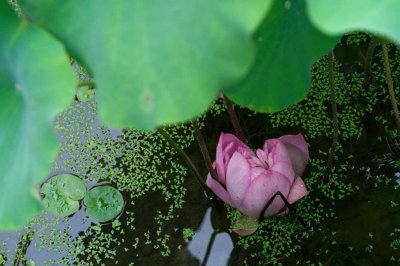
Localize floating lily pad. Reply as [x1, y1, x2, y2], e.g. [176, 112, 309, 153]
[76, 85, 95, 102]
[84, 185, 124, 223]
[40, 174, 86, 217]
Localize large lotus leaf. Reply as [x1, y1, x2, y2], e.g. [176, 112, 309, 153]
[19, 0, 272, 130]
[0, 2, 75, 229]
[84, 186, 124, 223]
[225, 0, 339, 113]
[40, 174, 86, 217]
[307, 0, 400, 44]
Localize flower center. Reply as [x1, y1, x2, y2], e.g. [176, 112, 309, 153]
[256, 149, 269, 169]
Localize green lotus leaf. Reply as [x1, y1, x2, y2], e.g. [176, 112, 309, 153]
[225, 0, 339, 113]
[307, 0, 400, 43]
[0, 1, 76, 229]
[19, 0, 272, 129]
[84, 185, 124, 223]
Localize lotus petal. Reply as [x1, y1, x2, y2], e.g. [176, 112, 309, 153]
[287, 176, 309, 204]
[206, 173, 234, 207]
[215, 132, 253, 182]
[279, 134, 309, 176]
[241, 171, 290, 218]
[226, 152, 252, 207]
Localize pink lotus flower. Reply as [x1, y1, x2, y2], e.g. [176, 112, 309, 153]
[206, 133, 309, 219]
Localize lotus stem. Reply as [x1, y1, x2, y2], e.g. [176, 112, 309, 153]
[192, 120, 219, 181]
[201, 231, 218, 266]
[382, 41, 400, 133]
[157, 127, 208, 192]
[13, 228, 34, 266]
[223, 94, 245, 141]
[327, 50, 339, 169]
[363, 37, 377, 88]
[258, 191, 307, 228]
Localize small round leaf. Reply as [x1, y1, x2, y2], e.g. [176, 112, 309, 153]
[84, 185, 124, 223]
[76, 85, 95, 102]
[40, 174, 86, 216]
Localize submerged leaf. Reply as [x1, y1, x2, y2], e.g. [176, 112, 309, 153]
[84, 185, 124, 223]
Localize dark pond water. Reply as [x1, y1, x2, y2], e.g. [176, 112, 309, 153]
[1, 34, 400, 265]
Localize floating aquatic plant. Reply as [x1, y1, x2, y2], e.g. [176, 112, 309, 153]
[76, 83, 95, 102]
[83, 185, 124, 223]
[40, 174, 86, 216]
[25, 258, 36, 266]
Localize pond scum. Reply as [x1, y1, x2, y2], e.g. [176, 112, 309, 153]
[1, 33, 400, 265]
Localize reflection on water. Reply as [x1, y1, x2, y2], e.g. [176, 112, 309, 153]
[189, 208, 233, 266]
